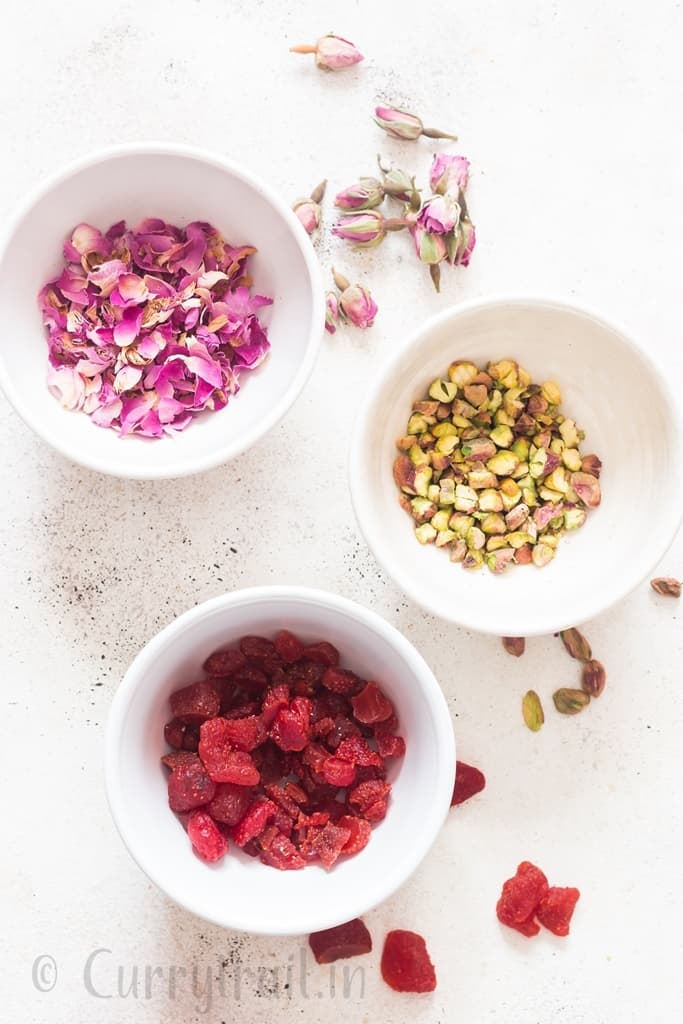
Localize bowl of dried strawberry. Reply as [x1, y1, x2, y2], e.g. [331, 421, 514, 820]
[0, 143, 324, 478]
[105, 586, 455, 935]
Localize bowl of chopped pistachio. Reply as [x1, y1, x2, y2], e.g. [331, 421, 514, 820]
[350, 296, 683, 636]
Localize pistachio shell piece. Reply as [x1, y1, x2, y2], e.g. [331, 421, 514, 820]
[650, 576, 682, 598]
[522, 689, 544, 731]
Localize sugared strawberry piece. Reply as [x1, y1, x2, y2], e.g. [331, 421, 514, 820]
[274, 629, 305, 664]
[338, 815, 372, 855]
[336, 735, 383, 768]
[207, 783, 254, 826]
[321, 667, 363, 695]
[536, 886, 580, 937]
[187, 810, 229, 863]
[451, 760, 486, 806]
[161, 750, 201, 771]
[202, 649, 246, 678]
[217, 714, 265, 752]
[326, 715, 361, 749]
[239, 635, 277, 664]
[375, 733, 406, 758]
[260, 684, 290, 727]
[168, 760, 216, 812]
[348, 779, 391, 819]
[232, 665, 269, 691]
[321, 756, 357, 788]
[381, 930, 437, 992]
[198, 719, 260, 785]
[259, 829, 305, 870]
[270, 697, 312, 752]
[351, 682, 394, 724]
[302, 642, 340, 667]
[181, 725, 200, 751]
[309, 918, 372, 964]
[496, 862, 549, 935]
[311, 821, 352, 868]
[170, 680, 220, 724]
[231, 799, 276, 847]
[164, 718, 187, 749]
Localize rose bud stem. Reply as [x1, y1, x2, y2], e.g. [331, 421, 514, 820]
[429, 264, 441, 293]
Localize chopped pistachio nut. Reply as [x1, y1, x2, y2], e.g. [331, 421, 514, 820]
[395, 359, 601, 572]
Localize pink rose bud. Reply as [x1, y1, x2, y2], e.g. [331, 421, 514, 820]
[429, 154, 471, 196]
[292, 180, 326, 235]
[373, 105, 457, 142]
[332, 210, 386, 247]
[325, 291, 339, 334]
[451, 220, 476, 267]
[339, 283, 378, 329]
[416, 194, 461, 235]
[335, 177, 385, 211]
[412, 224, 448, 265]
[290, 34, 364, 71]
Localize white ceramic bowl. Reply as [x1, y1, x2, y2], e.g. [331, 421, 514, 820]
[0, 143, 324, 478]
[350, 296, 683, 637]
[105, 587, 455, 935]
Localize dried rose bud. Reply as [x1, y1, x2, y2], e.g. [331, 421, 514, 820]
[325, 292, 339, 334]
[378, 155, 421, 207]
[430, 153, 471, 195]
[502, 636, 525, 657]
[553, 688, 590, 715]
[449, 219, 476, 266]
[335, 177, 384, 211]
[373, 104, 458, 142]
[417, 194, 461, 235]
[332, 210, 386, 247]
[650, 576, 681, 597]
[290, 34, 364, 71]
[411, 224, 448, 265]
[560, 627, 592, 662]
[292, 180, 326, 235]
[581, 659, 606, 698]
[338, 282, 377, 330]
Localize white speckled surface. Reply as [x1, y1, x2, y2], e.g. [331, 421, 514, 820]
[2, 1, 683, 1021]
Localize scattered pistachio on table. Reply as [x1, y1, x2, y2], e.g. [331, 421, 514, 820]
[522, 690, 544, 731]
[393, 359, 602, 572]
[502, 636, 525, 657]
[650, 576, 681, 598]
[581, 659, 606, 698]
[559, 627, 592, 662]
[553, 688, 591, 715]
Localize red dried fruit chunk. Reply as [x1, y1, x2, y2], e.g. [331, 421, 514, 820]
[168, 761, 216, 812]
[376, 733, 406, 758]
[354, 762, 387, 784]
[496, 862, 549, 935]
[274, 629, 305, 664]
[336, 736, 383, 768]
[259, 829, 305, 870]
[198, 719, 260, 785]
[375, 712, 400, 734]
[312, 715, 336, 739]
[223, 701, 260, 720]
[536, 886, 580, 937]
[161, 750, 200, 771]
[338, 815, 372, 855]
[187, 810, 229, 863]
[311, 821, 352, 868]
[239, 636, 278, 670]
[181, 725, 200, 751]
[326, 715, 361, 750]
[202, 649, 246, 677]
[348, 779, 391, 818]
[271, 807, 295, 836]
[217, 715, 265, 752]
[309, 918, 372, 964]
[232, 666, 269, 691]
[351, 682, 394, 725]
[321, 667, 363, 696]
[231, 799, 276, 847]
[263, 783, 302, 819]
[302, 641, 340, 667]
[381, 930, 437, 993]
[170, 680, 220, 724]
[206, 783, 254, 826]
[312, 692, 352, 721]
[451, 761, 486, 806]
[270, 697, 312, 752]
[261, 684, 290, 727]
[164, 718, 187, 750]
[321, 756, 357, 788]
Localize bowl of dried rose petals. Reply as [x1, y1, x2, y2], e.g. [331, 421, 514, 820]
[105, 586, 455, 934]
[350, 296, 683, 636]
[0, 143, 324, 478]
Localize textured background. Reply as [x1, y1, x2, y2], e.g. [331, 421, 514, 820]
[2, 0, 682, 1021]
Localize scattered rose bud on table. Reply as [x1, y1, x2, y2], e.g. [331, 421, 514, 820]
[373, 104, 457, 141]
[290, 34, 363, 70]
[293, 180, 326, 235]
[332, 269, 377, 329]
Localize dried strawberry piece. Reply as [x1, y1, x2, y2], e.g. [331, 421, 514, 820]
[206, 783, 253, 826]
[302, 642, 340, 667]
[376, 733, 406, 759]
[239, 635, 277, 664]
[232, 665, 269, 691]
[231, 798, 276, 847]
[164, 718, 187, 750]
[338, 814, 372, 855]
[223, 700, 260, 720]
[321, 667, 363, 696]
[198, 719, 260, 785]
[353, 762, 387, 783]
[170, 680, 220, 724]
[375, 712, 399, 734]
[181, 725, 200, 752]
[496, 862, 549, 935]
[168, 760, 216, 812]
[309, 918, 372, 964]
[536, 887, 580, 937]
[203, 649, 246, 678]
[259, 829, 305, 870]
[325, 715, 362, 750]
[274, 629, 305, 664]
[271, 806, 295, 836]
[321, 756, 357, 788]
[260, 684, 290, 727]
[216, 714, 265, 752]
[451, 761, 486, 806]
[381, 930, 436, 993]
[301, 741, 329, 776]
[263, 783, 302, 819]
[161, 750, 200, 771]
[286, 659, 325, 696]
[310, 821, 352, 868]
[312, 715, 336, 739]
[187, 810, 229, 863]
[270, 697, 312, 751]
[348, 779, 391, 819]
[336, 736, 383, 768]
[351, 682, 394, 725]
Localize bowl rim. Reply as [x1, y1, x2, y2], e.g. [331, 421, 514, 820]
[0, 141, 325, 480]
[349, 293, 683, 636]
[104, 585, 456, 935]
